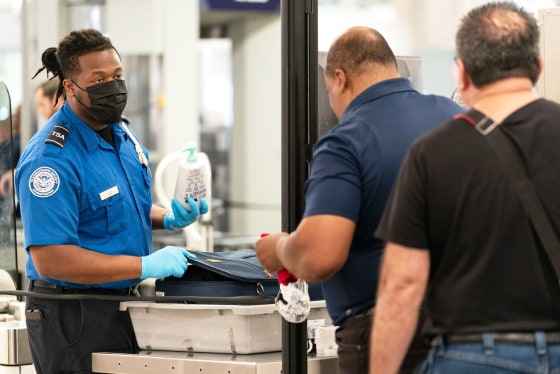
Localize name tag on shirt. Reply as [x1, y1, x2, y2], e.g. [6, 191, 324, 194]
[99, 186, 119, 201]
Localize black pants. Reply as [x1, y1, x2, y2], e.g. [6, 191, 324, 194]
[335, 307, 373, 374]
[26, 285, 138, 374]
[335, 307, 429, 374]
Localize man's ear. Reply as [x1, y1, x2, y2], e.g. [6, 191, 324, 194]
[334, 68, 348, 93]
[456, 58, 471, 91]
[62, 79, 75, 97]
[537, 53, 544, 81]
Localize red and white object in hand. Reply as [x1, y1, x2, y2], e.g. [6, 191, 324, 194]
[260, 234, 310, 323]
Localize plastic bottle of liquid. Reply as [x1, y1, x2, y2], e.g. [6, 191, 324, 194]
[276, 269, 311, 324]
[173, 142, 211, 212]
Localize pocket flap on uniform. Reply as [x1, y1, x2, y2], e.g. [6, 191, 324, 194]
[87, 187, 123, 210]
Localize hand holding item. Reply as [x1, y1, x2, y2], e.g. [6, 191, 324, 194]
[141, 246, 197, 279]
[255, 232, 287, 273]
[163, 197, 208, 230]
[259, 233, 310, 323]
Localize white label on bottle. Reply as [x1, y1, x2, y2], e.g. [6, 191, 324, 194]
[175, 165, 208, 210]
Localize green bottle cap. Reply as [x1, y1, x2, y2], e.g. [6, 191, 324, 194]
[181, 142, 198, 163]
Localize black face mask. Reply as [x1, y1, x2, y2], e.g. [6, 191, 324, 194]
[73, 80, 128, 125]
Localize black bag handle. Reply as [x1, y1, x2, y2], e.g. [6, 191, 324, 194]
[456, 109, 560, 280]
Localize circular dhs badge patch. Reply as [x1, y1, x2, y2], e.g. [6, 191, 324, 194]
[29, 167, 60, 198]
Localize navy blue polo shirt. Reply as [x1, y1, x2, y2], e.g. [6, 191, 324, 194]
[304, 78, 463, 325]
[15, 102, 152, 289]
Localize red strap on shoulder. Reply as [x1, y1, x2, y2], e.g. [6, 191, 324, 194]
[453, 113, 476, 127]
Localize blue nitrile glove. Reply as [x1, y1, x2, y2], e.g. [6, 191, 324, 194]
[199, 198, 209, 214]
[163, 197, 209, 231]
[141, 246, 197, 279]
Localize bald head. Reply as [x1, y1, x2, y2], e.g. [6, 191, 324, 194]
[325, 27, 398, 79]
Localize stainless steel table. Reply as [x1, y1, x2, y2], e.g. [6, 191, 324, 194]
[92, 351, 337, 374]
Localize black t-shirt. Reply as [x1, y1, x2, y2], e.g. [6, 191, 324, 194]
[376, 98, 560, 335]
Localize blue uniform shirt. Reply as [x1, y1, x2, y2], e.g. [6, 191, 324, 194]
[15, 102, 152, 289]
[304, 78, 463, 325]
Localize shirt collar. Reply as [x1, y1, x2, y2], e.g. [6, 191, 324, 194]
[60, 102, 124, 153]
[345, 77, 416, 114]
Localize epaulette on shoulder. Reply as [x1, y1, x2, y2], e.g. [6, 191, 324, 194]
[121, 115, 131, 125]
[45, 124, 70, 148]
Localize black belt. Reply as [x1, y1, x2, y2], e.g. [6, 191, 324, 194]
[444, 332, 560, 345]
[30, 279, 138, 296]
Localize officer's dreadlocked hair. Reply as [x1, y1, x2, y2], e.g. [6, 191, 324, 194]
[31, 29, 117, 105]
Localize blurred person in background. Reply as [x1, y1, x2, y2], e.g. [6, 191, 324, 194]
[34, 77, 63, 127]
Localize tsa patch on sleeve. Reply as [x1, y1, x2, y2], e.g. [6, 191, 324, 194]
[45, 125, 70, 148]
[29, 167, 60, 198]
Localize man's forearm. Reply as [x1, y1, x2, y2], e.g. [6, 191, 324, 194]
[30, 244, 142, 284]
[369, 242, 430, 374]
[369, 291, 421, 374]
[274, 215, 355, 282]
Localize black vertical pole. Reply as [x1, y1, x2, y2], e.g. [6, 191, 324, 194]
[281, 0, 317, 373]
